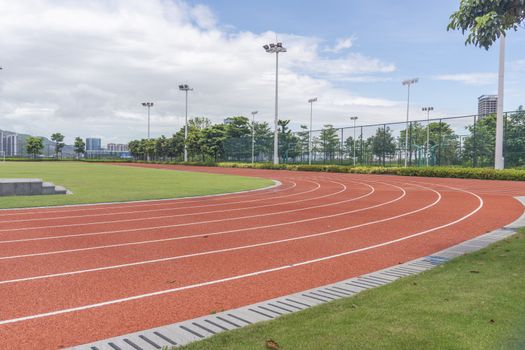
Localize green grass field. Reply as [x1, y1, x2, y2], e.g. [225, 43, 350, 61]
[0, 162, 273, 209]
[181, 230, 525, 350]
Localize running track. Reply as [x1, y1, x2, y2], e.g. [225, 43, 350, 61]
[1, 163, 525, 349]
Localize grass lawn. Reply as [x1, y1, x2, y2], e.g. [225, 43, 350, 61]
[181, 229, 525, 350]
[0, 161, 273, 209]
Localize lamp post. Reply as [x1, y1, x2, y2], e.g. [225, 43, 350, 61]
[422, 106, 434, 166]
[308, 97, 317, 165]
[350, 116, 358, 165]
[495, 35, 505, 170]
[402, 78, 418, 167]
[251, 111, 258, 164]
[263, 42, 287, 165]
[141, 102, 154, 139]
[179, 84, 193, 162]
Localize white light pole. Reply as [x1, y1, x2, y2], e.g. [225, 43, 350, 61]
[308, 97, 317, 165]
[495, 35, 505, 170]
[251, 110, 258, 164]
[263, 42, 287, 165]
[422, 106, 434, 166]
[141, 102, 154, 139]
[179, 84, 193, 162]
[350, 116, 358, 165]
[402, 78, 418, 167]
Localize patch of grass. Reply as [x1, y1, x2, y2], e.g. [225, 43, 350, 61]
[181, 229, 525, 350]
[0, 162, 273, 209]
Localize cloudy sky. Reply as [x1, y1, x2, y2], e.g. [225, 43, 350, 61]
[0, 0, 524, 145]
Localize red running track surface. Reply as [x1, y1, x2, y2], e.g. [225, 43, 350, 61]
[1, 163, 524, 349]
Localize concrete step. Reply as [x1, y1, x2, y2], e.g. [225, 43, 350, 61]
[41, 182, 57, 195]
[0, 179, 43, 196]
[54, 185, 68, 195]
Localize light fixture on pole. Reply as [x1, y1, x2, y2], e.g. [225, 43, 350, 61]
[141, 102, 154, 139]
[495, 35, 505, 170]
[251, 111, 258, 164]
[402, 78, 418, 167]
[422, 106, 434, 167]
[350, 116, 358, 165]
[179, 84, 193, 162]
[263, 42, 287, 165]
[308, 97, 317, 165]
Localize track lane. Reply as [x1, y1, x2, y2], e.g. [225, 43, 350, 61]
[0, 164, 524, 350]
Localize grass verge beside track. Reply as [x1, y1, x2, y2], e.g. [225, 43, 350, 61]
[0, 162, 273, 209]
[181, 229, 525, 350]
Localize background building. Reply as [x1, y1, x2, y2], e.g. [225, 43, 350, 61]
[107, 143, 129, 152]
[86, 138, 102, 151]
[478, 95, 498, 117]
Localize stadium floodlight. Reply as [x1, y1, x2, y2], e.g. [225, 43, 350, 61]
[307, 97, 318, 165]
[350, 116, 358, 165]
[251, 111, 258, 164]
[402, 78, 418, 167]
[422, 106, 434, 167]
[179, 84, 194, 162]
[263, 41, 287, 164]
[141, 102, 154, 139]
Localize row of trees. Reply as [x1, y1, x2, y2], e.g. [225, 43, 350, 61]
[128, 108, 525, 167]
[25, 134, 86, 158]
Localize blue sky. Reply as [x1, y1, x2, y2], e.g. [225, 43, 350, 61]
[200, 0, 524, 115]
[0, 0, 523, 143]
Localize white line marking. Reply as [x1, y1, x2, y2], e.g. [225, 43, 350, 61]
[0, 180, 350, 243]
[0, 183, 483, 326]
[0, 181, 323, 231]
[0, 182, 431, 284]
[0, 181, 378, 258]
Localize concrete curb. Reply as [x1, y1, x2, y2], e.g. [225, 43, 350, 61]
[69, 197, 525, 350]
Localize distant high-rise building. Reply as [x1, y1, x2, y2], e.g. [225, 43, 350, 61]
[478, 95, 498, 117]
[86, 138, 102, 151]
[107, 143, 129, 152]
[0, 132, 18, 156]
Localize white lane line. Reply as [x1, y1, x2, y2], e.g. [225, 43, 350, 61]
[0, 180, 347, 243]
[0, 181, 378, 259]
[0, 181, 433, 284]
[0, 183, 484, 326]
[0, 181, 303, 223]
[0, 177, 294, 216]
[0, 180, 324, 232]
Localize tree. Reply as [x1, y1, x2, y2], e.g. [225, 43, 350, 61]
[26, 136, 44, 158]
[200, 124, 227, 161]
[448, 0, 525, 49]
[253, 121, 273, 161]
[369, 126, 396, 166]
[503, 106, 525, 167]
[51, 132, 65, 158]
[74, 137, 85, 158]
[319, 124, 340, 162]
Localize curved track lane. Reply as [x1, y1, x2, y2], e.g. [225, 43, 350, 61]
[1, 163, 524, 349]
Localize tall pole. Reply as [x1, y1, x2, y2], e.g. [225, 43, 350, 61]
[147, 105, 151, 139]
[495, 35, 505, 170]
[251, 111, 258, 164]
[351, 116, 358, 165]
[308, 97, 317, 165]
[422, 106, 433, 166]
[402, 78, 418, 167]
[179, 84, 193, 163]
[184, 89, 188, 162]
[263, 42, 286, 165]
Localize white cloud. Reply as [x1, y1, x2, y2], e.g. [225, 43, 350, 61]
[0, 0, 402, 144]
[325, 36, 356, 53]
[432, 73, 497, 85]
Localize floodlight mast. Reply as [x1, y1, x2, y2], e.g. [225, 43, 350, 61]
[251, 111, 258, 164]
[179, 84, 194, 162]
[141, 102, 154, 139]
[422, 106, 434, 166]
[350, 116, 358, 165]
[402, 78, 418, 167]
[307, 97, 317, 165]
[263, 42, 287, 165]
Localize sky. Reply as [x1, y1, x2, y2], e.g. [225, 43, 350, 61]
[0, 0, 524, 145]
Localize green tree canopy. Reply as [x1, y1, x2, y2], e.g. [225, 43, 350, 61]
[448, 0, 525, 49]
[51, 132, 65, 158]
[26, 136, 44, 158]
[74, 137, 85, 157]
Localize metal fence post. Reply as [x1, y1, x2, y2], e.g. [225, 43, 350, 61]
[473, 115, 478, 167]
